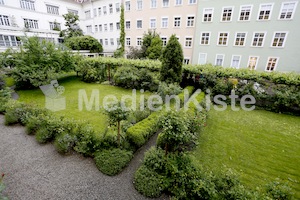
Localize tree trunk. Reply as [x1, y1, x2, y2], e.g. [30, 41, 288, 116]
[117, 121, 120, 147]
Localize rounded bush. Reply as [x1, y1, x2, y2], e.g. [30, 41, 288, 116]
[54, 132, 77, 154]
[35, 127, 54, 143]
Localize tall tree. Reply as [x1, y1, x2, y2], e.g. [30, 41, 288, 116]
[146, 35, 162, 60]
[60, 12, 83, 39]
[160, 34, 183, 83]
[141, 30, 160, 58]
[114, 4, 125, 57]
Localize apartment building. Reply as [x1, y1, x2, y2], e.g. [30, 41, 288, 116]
[123, 0, 198, 64]
[192, 0, 300, 72]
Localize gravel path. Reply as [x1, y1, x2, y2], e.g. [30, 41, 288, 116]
[0, 115, 167, 200]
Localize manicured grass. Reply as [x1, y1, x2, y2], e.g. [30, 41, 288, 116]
[17, 76, 152, 135]
[191, 107, 300, 198]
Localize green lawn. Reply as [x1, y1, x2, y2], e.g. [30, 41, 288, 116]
[191, 107, 300, 198]
[17, 76, 152, 133]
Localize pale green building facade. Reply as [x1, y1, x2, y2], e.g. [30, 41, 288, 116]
[192, 0, 300, 72]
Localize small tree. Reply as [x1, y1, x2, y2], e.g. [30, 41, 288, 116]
[141, 30, 160, 58]
[146, 36, 162, 60]
[60, 12, 83, 39]
[114, 4, 125, 57]
[64, 35, 103, 53]
[160, 34, 183, 83]
[104, 101, 129, 146]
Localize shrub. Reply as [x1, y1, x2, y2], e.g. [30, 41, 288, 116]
[35, 126, 54, 143]
[157, 82, 182, 102]
[64, 35, 103, 53]
[54, 132, 77, 154]
[4, 111, 18, 125]
[134, 165, 167, 198]
[142, 147, 166, 174]
[78, 58, 107, 83]
[266, 180, 293, 200]
[25, 116, 42, 135]
[113, 66, 139, 88]
[74, 125, 100, 156]
[94, 149, 133, 176]
[0, 87, 11, 113]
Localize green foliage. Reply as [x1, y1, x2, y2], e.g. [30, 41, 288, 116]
[157, 82, 182, 101]
[134, 165, 167, 198]
[25, 116, 41, 135]
[74, 125, 100, 156]
[141, 30, 161, 59]
[160, 34, 183, 83]
[266, 180, 293, 200]
[0, 174, 8, 200]
[0, 87, 11, 113]
[126, 46, 143, 59]
[78, 58, 107, 83]
[35, 126, 54, 143]
[54, 132, 77, 154]
[94, 149, 133, 176]
[60, 12, 83, 39]
[64, 36, 103, 53]
[114, 4, 125, 57]
[146, 36, 162, 60]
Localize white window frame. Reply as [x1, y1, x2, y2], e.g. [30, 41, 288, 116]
[271, 31, 288, 48]
[98, 7, 102, 15]
[109, 23, 113, 31]
[109, 4, 113, 14]
[116, 22, 120, 30]
[23, 18, 38, 29]
[126, 37, 131, 46]
[137, 0, 143, 10]
[99, 24, 102, 32]
[231, 55, 241, 69]
[49, 21, 61, 30]
[125, 20, 131, 30]
[203, 8, 214, 22]
[161, 17, 168, 28]
[20, 0, 35, 10]
[217, 32, 229, 46]
[136, 37, 142, 46]
[68, 9, 78, 15]
[189, 0, 197, 5]
[104, 24, 108, 31]
[136, 19, 142, 29]
[161, 36, 168, 46]
[85, 10, 91, 19]
[103, 6, 107, 15]
[175, 0, 182, 6]
[251, 32, 266, 47]
[86, 25, 92, 33]
[46, 4, 59, 15]
[0, 15, 10, 26]
[257, 3, 273, 21]
[186, 15, 195, 27]
[234, 32, 247, 46]
[110, 38, 114, 46]
[278, 1, 298, 20]
[221, 6, 234, 22]
[184, 58, 190, 65]
[151, 0, 157, 8]
[162, 0, 169, 7]
[125, 1, 131, 11]
[198, 53, 207, 65]
[94, 25, 98, 32]
[265, 57, 279, 71]
[200, 32, 211, 45]
[150, 18, 156, 29]
[184, 36, 193, 48]
[105, 38, 108, 46]
[174, 16, 181, 27]
[116, 3, 120, 12]
[238, 5, 253, 21]
[215, 54, 225, 66]
[247, 56, 259, 70]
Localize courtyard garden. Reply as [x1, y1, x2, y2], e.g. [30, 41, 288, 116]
[0, 35, 300, 199]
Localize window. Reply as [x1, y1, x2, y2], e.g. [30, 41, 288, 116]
[99, 24, 102, 32]
[20, 0, 35, 10]
[187, 16, 195, 27]
[116, 3, 120, 12]
[248, 56, 259, 70]
[221, 7, 233, 21]
[137, 0, 143, 10]
[189, 0, 196, 4]
[109, 4, 113, 14]
[103, 6, 107, 15]
[184, 58, 190, 65]
[163, 0, 169, 7]
[68, 9, 78, 15]
[46, 5, 59, 15]
[49, 22, 61, 30]
[215, 54, 225, 66]
[99, 39, 103, 45]
[151, 0, 157, 8]
[203, 8, 213, 22]
[95, 25, 98, 32]
[161, 37, 167, 46]
[198, 53, 207, 65]
[231, 55, 241, 68]
[93, 8, 97, 17]
[126, 21, 130, 29]
[24, 18, 38, 29]
[105, 39, 108, 46]
[110, 38, 114, 45]
[86, 25, 92, 33]
[110, 23, 113, 31]
[234, 33, 247, 46]
[126, 37, 131, 46]
[116, 22, 120, 30]
[239, 5, 252, 21]
[279, 2, 297, 19]
[258, 4, 273, 20]
[104, 24, 107, 31]
[125, 1, 130, 11]
[175, 0, 182, 6]
[0, 0, 4, 5]
[150, 18, 156, 28]
[271, 32, 287, 47]
[85, 10, 91, 19]
[137, 37, 142, 46]
[0, 35, 18, 47]
[117, 38, 120, 46]
[174, 17, 181, 27]
[266, 57, 278, 71]
[200, 32, 210, 45]
[252, 32, 265, 47]
[0, 15, 10, 26]
[218, 32, 229, 46]
[98, 7, 102, 15]
[137, 20, 142, 28]
[184, 37, 193, 47]
[161, 17, 168, 28]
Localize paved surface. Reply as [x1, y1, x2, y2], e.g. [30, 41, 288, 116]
[0, 115, 167, 200]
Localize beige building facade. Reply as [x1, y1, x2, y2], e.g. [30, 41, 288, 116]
[123, 0, 198, 64]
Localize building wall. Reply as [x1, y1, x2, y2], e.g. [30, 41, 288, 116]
[124, 0, 198, 64]
[192, 0, 300, 72]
